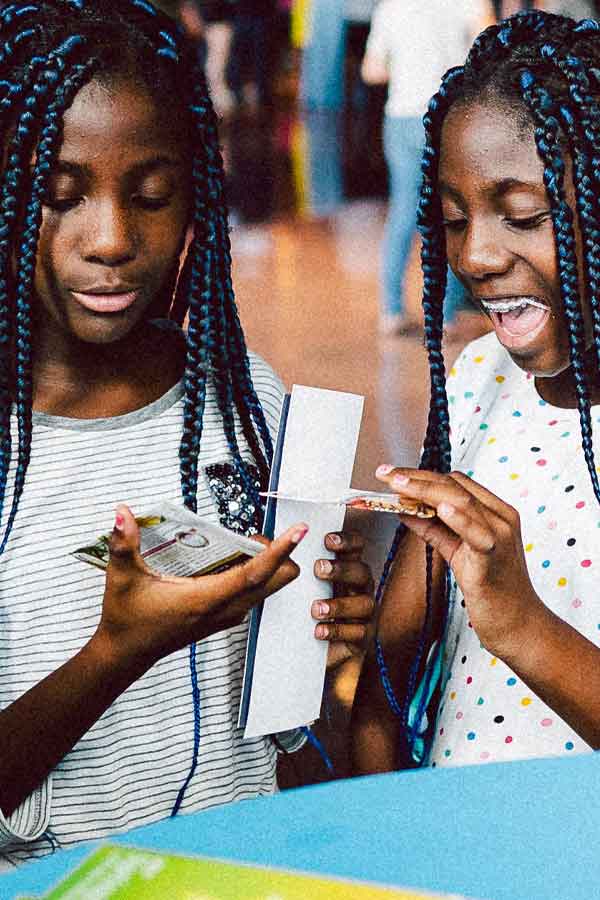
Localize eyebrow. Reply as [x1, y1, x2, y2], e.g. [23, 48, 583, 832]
[49, 155, 183, 178]
[439, 176, 547, 202]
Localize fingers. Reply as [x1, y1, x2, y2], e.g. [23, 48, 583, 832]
[376, 464, 513, 522]
[316, 621, 369, 645]
[324, 530, 365, 559]
[200, 522, 308, 602]
[397, 510, 488, 564]
[107, 504, 149, 578]
[311, 593, 375, 625]
[314, 558, 373, 593]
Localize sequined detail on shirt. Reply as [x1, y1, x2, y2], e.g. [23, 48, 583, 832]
[204, 462, 262, 535]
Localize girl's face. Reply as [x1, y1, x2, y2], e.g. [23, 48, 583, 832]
[439, 99, 573, 379]
[33, 75, 191, 349]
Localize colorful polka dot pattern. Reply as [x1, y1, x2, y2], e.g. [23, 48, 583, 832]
[429, 334, 598, 768]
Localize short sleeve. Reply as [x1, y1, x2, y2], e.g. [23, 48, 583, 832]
[247, 351, 286, 445]
[0, 780, 51, 850]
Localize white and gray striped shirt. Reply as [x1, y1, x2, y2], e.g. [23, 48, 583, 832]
[0, 350, 301, 869]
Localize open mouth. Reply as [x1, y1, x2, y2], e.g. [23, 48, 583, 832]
[479, 296, 550, 342]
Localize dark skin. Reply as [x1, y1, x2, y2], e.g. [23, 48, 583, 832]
[352, 98, 600, 775]
[0, 75, 374, 817]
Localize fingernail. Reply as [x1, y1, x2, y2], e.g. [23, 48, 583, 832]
[291, 524, 309, 544]
[115, 512, 125, 531]
[327, 533, 342, 547]
[316, 624, 329, 639]
[318, 559, 333, 575]
[376, 464, 394, 476]
[392, 475, 410, 489]
[315, 601, 330, 618]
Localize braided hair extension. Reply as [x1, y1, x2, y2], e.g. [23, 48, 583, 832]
[376, 10, 600, 763]
[0, 32, 93, 546]
[518, 70, 600, 504]
[0, 0, 275, 815]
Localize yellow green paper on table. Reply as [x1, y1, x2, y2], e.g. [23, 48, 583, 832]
[30, 845, 473, 900]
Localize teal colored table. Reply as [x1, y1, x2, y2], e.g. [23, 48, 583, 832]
[2, 750, 597, 899]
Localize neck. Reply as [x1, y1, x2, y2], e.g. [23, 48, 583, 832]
[535, 347, 600, 409]
[31, 320, 186, 418]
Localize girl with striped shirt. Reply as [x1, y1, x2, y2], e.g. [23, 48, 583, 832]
[0, 0, 374, 867]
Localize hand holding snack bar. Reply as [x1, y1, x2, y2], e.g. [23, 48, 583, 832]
[375, 466, 543, 657]
[96, 505, 306, 670]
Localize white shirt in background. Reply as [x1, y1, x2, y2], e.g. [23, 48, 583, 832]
[364, 0, 492, 117]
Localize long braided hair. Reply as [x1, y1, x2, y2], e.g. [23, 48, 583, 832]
[0, 0, 274, 813]
[376, 10, 600, 765]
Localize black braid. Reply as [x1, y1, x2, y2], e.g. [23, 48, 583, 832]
[520, 69, 600, 502]
[374, 64, 465, 763]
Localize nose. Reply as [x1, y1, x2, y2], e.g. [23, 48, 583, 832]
[81, 200, 138, 266]
[453, 219, 512, 283]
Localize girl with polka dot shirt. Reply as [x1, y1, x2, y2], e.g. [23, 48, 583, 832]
[353, 11, 600, 771]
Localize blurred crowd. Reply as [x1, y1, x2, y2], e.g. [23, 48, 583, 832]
[152, 0, 600, 337]
[154, 0, 600, 118]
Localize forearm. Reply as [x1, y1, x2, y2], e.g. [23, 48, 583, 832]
[351, 536, 445, 775]
[0, 634, 146, 818]
[499, 601, 600, 749]
[351, 648, 410, 774]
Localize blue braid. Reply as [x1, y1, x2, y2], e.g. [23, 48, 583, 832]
[1, 60, 99, 556]
[373, 67, 465, 764]
[520, 69, 600, 504]
[546, 48, 600, 379]
[0, 37, 89, 548]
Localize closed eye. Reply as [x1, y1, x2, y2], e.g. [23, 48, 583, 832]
[133, 195, 173, 210]
[43, 196, 83, 212]
[505, 212, 551, 230]
[442, 218, 467, 231]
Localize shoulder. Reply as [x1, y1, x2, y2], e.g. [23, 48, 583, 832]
[368, 0, 394, 33]
[446, 333, 522, 462]
[246, 351, 285, 403]
[246, 351, 286, 434]
[447, 332, 516, 399]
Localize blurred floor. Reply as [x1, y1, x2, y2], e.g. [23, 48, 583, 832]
[223, 104, 485, 787]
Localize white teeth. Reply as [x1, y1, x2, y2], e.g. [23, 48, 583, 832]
[479, 297, 548, 314]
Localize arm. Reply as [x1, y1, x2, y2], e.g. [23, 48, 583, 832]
[0, 633, 145, 819]
[360, 53, 389, 86]
[351, 527, 446, 774]
[0, 506, 303, 820]
[500, 605, 600, 750]
[360, 7, 389, 86]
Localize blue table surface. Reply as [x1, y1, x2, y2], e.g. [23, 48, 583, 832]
[3, 749, 598, 899]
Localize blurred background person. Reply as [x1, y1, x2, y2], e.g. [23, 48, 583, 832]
[181, 0, 237, 116]
[537, 0, 598, 17]
[361, 0, 494, 337]
[227, 0, 278, 112]
[299, 0, 378, 110]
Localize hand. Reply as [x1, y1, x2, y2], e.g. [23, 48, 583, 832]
[95, 504, 305, 671]
[313, 531, 376, 669]
[375, 466, 545, 659]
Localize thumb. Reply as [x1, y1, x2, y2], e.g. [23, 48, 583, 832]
[107, 504, 145, 576]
